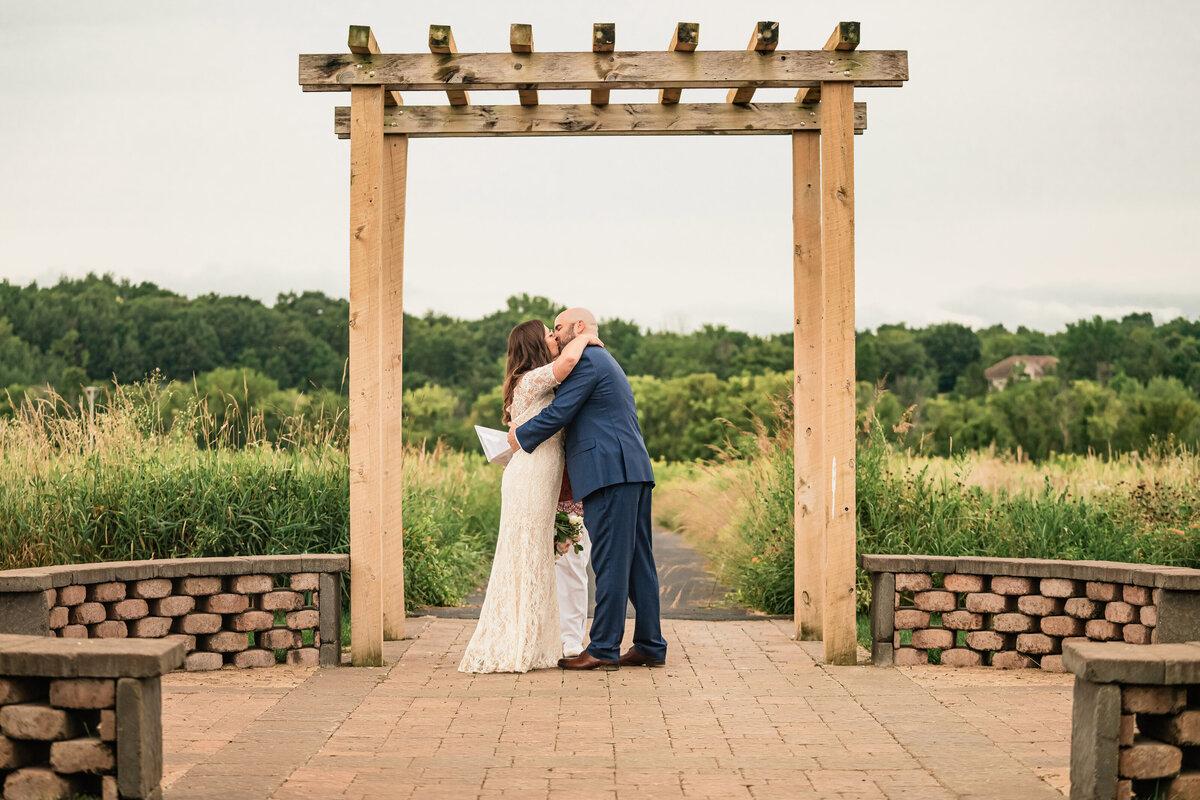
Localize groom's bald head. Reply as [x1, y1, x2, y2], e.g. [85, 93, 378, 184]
[554, 307, 597, 346]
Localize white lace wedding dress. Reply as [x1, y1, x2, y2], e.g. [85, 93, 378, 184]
[459, 363, 564, 673]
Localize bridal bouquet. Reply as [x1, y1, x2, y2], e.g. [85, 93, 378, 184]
[554, 512, 584, 557]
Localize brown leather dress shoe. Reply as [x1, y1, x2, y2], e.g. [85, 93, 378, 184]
[558, 652, 619, 671]
[619, 647, 666, 668]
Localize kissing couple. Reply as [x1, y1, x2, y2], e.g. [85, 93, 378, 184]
[458, 308, 668, 673]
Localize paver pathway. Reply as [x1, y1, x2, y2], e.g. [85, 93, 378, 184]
[161, 617, 1073, 799]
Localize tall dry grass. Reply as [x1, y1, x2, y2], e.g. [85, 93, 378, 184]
[655, 399, 1200, 616]
[0, 380, 501, 610]
[893, 445, 1199, 501]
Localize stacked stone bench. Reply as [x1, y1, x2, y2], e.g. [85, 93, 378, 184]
[862, 555, 1200, 669]
[0, 633, 182, 799]
[0, 555, 347, 671]
[1065, 641, 1200, 800]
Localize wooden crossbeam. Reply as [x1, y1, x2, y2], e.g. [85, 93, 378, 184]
[591, 23, 616, 105]
[797, 22, 861, 105]
[510, 24, 537, 106]
[347, 25, 402, 106]
[333, 101, 867, 138]
[659, 23, 699, 105]
[300, 49, 907, 93]
[727, 21, 779, 104]
[429, 25, 469, 105]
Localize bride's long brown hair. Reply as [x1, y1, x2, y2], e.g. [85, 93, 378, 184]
[502, 319, 554, 425]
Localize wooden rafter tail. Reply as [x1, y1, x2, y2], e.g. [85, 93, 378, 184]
[659, 22, 699, 105]
[429, 24, 469, 106]
[727, 21, 779, 105]
[347, 25, 403, 106]
[511, 24, 538, 106]
[332, 102, 866, 138]
[591, 23, 615, 105]
[797, 21, 860, 105]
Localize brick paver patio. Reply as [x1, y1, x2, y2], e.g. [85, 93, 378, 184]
[160, 617, 1073, 799]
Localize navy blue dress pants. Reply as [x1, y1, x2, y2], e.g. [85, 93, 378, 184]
[581, 481, 667, 662]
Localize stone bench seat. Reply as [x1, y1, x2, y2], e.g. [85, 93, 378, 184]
[861, 555, 1200, 670]
[0, 633, 182, 799]
[0, 555, 347, 672]
[1066, 640, 1200, 799]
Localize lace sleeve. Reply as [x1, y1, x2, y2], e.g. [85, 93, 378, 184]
[517, 362, 560, 401]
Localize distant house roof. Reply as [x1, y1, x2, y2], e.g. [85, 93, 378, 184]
[984, 355, 1060, 382]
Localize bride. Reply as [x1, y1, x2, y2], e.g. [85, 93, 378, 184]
[459, 319, 601, 673]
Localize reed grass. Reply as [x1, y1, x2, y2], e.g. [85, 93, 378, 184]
[655, 397, 1200, 616]
[0, 380, 501, 611]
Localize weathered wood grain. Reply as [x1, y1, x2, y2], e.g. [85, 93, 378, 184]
[429, 25, 469, 105]
[510, 23, 533, 53]
[510, 24, 537, 105]
[592, 22, 616, 51]
[659, 23, 699, 105]
[299, 49, 909, 92]
[347, 25, 378, 55]
[820, 80, 858, 666]
[381, 134, 407, 642]
[347, 25, 402, 106]
[332, 101, 866, 138]
[797, 21, 860, 105]
[792, 130, 825, 642]
[728, 21, 779, 104]
[348, 85, 385, 667]
[591, 23, 616, 105]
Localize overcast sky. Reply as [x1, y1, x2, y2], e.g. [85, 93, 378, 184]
[2, 2, 1198, 335]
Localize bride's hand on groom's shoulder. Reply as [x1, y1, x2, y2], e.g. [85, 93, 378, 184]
[584, 334, 605, 348]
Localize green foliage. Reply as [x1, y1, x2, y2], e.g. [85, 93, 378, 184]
[0, 383, 501, 612]
[630, 371, 791, 461]
[656, 401, 1200, 616]
[919, 323, 981, 394]
[718, 441, 795, 614]
[0, 274, 349, 392]
[4, 274, 1199, 463]
[895, 375, 1200, 458]
[853, 411, 1200, 610]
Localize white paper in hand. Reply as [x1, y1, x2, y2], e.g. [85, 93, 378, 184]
[475, 425, 515, 466]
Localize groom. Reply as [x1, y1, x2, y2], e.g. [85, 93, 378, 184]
[508, 308, 667, 670]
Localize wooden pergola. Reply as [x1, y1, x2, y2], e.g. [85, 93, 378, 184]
[299, 21, 909, 667]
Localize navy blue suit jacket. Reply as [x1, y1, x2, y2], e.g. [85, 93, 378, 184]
[514, 347, 654, 501]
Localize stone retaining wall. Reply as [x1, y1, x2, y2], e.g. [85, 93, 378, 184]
[0, 555, 347, 671]
[0, 633, 183, 799]
[862, 555, 1200, 670]
[1065, 640, 1200, 800]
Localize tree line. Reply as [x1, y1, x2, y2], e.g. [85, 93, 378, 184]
[2, 273, 1198, 459]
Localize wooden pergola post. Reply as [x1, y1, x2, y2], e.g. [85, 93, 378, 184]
[381, 134, 407, 643]
[819, 78, 858, 666]
[792, 130, 824, 642]
[347, 27, 408, 666]
[303, 21, 906, 668]
[348, 83, 386, 666]
[796, 20, 862, 661]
